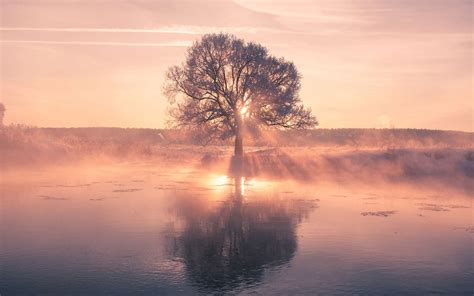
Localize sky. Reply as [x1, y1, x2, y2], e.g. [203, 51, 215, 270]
[0, 0, 472, 131]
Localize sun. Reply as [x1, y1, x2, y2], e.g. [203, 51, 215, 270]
[240, 106, 249, 117]
[240, 100, 250, 118]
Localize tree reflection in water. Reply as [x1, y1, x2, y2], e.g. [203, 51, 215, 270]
[168, 176, 317, 293]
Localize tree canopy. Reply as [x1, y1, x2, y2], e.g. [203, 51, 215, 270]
[164, 33, 317, 155]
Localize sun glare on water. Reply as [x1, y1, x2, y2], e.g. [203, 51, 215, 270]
[208, 174, 274, 197]
[209, 174, 230, 187]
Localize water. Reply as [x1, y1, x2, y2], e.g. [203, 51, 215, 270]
[1, 163, 473, 295]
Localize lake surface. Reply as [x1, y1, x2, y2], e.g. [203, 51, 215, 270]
[1, 163, 473, 295]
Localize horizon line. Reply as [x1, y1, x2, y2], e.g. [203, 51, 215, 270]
[3, 125, 471, 133]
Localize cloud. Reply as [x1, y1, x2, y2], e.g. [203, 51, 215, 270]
[234, 0, 472, 34]
[0, 0, 281, 31]
[0, 25, 292, 35]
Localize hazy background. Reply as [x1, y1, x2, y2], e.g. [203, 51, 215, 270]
[0, 0, 472, 131]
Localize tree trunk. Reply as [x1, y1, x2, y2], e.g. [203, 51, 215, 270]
[230, 115, 244, 176]
[234, 114, 244, 157]
[231, 131, 244, 176]
[234, 131, 243, 157]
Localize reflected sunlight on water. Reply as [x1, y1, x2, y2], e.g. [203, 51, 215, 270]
[208, 174, 275, 197]
[209, 174, 231, 187]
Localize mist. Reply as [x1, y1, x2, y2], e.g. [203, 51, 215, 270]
[1, 125, 472, 193]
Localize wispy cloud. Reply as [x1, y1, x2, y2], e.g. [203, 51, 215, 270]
[0, 26, 279, 35]
[0, 25, 361, 38]
[0, 40, 192, 47]
[0, 27, 200, 34]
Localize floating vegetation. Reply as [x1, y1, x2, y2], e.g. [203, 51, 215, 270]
[416, 203, 469, 212]
[453, 226, 474, 233]
[398, 196, 427, 200]
[443, 204, 470, 209]
[361, 211, 396, 217]
[154, 185, 175, 190]
[39, 195, 68, 201]
[418, 206, 449, 211]
[112, 188, 143, 193]
[418, 205, 449, 212]
[56, 184, 91, 188]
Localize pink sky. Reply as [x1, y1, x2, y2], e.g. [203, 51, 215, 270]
[0, 0, 472, 131]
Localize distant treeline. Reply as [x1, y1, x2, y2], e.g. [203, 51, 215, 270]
[272, 128, 472, 148]
[1, 125, 472, 149]
[36, 127, 474, 147]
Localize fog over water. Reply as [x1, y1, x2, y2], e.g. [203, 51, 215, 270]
[1, 157, 472, 295]
[0, 126, 473, 294]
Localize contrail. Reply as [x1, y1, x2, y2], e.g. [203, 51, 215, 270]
[0, 40, 193, 47]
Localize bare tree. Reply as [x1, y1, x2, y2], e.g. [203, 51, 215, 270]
[164, 33, 317, 157]
[0, 103, 5, 127]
